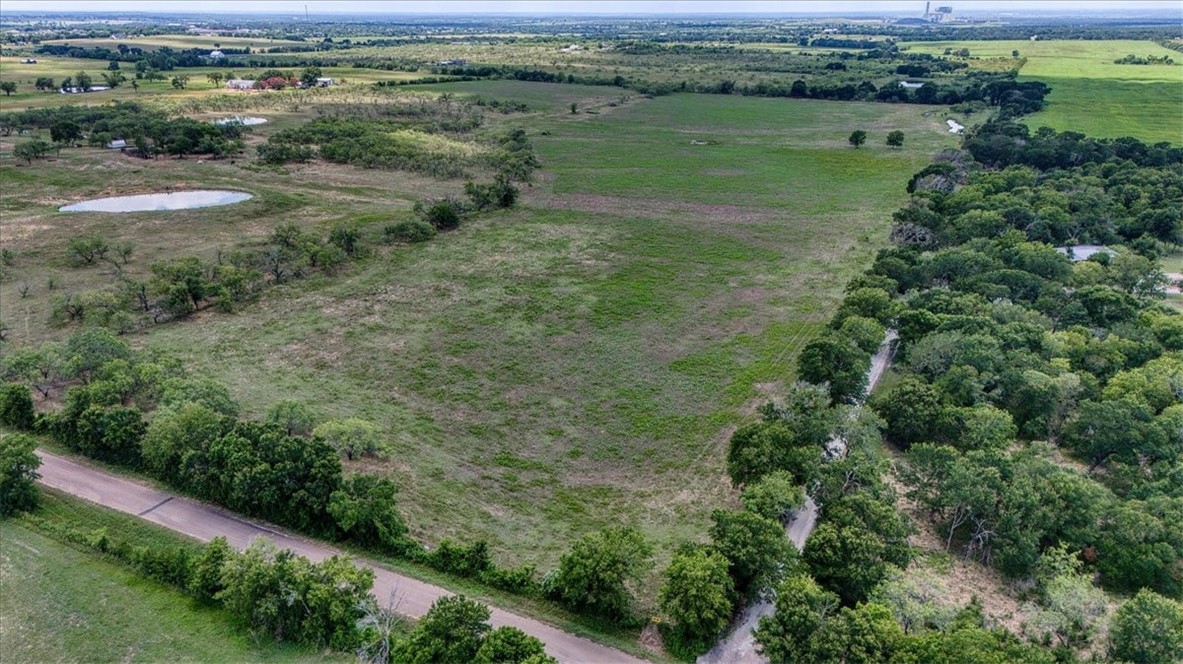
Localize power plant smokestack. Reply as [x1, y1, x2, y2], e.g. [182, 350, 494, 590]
[925, 1, 931, 16]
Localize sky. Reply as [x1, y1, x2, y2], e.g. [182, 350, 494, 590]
[1, 0, 1181, 15]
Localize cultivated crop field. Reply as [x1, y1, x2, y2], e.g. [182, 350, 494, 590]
[1, 81, 957, 579]
[902, 39, 1183, 142]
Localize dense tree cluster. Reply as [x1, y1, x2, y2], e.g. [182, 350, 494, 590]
[260, 116, 538, 185]
[2, 102, 246, 159]
[861, 127, 1183, 597]
[738, 121, 1183, 661]
[4, 329, 407, 547]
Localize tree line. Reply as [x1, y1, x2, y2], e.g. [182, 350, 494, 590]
[2, 102, 247, 160]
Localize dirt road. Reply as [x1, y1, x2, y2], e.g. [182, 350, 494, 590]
[34, 451, 646, 664]
[697, 332, 896, 664]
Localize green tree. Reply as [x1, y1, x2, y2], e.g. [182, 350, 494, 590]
[798, 334, 871, 404]
[474, 626, 554, 663]
[548, 526, 653, 621]
[206, 72, 224, 87]
[0, 81, 16, 96]
[726, 420, 822, 487]
[868, 567, 957, 634]
[313, 418, 383, 460]
[1109, 589, 1183, 664]
[872, 376, 946, 448]
[171, 74, 190, 89]
[300, 66, 323, 86]
[755, 574, 839, 663]
[839, 315, 887, 354]
[188, 536, 234, 603]
[150, 257, 213, 318]
[740, 470, 805, 523]
[264, 399, 316, 437]
[803, 521, 891, 606]
[101, 71, 125, 88]
[140, 402, 228, 479]
[328, 473, 407, 552]
[1063, 398, 1163, 471]
[50, 119, 82, 145]
[812, 602, 903, 664]
[659, 546, 736, 654]
[0, 432, 41, 516]
[848, 130, 868, 148]
[34, 76, 54, 91]
[0, 382, 36, 430]
[886, 130, 905, 147]
[159, 376, 239, 418]
[710, 509, 797, 596]
[74, 71, 93, 91]
[392, 595, 491, 664]
[218, 539, 371, 650]
[13, 139, 53, 163]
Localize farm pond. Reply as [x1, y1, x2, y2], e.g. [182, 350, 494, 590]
[59, 190, 253, 213]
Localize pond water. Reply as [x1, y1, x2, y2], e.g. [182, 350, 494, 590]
[214, 116, 268, 126]
[59, 190, 253, 213]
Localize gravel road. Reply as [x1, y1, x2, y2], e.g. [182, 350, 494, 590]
[697, 331, 897, 664]
[34, 451, 646, 664]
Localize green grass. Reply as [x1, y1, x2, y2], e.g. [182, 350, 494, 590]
[409, 79, 638, 112]
[1, 83, 955, 603]
[1, 493, 343, 664]
[901, 39, 1183, 144]
[116, 89, 952, 587]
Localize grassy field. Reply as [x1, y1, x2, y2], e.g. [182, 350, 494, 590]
[902, 39, 1183, 143]
[0, 493, 343, 663]
[0, 82, 955, 597]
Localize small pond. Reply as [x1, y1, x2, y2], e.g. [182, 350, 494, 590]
[60, 190, 253, 213]
[214, 116, 268, 126]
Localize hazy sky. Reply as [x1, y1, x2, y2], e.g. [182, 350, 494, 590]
[2, 0, 1181, 14]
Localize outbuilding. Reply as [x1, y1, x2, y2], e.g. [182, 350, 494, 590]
[1055, 245, 1116, 262]
[226, 79, 255, 90]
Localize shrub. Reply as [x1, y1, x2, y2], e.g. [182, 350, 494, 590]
[0, 432, 41, 516]
[0, 382, 36, 430]
[479, 563, 539, 595]
[423, 200, 463, 230]
[429, 539, 494, 578]
[384, 220, 437, 244]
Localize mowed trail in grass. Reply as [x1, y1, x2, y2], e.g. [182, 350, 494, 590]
[903, 39, 1183, 143]
[0, 515, 340, 663]
[128, 88, 951, 575]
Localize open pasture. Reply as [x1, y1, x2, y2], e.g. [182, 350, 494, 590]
[0, 83, 958, 576]
[902, 39, 1183, 143]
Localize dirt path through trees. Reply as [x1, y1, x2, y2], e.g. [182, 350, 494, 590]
[697, 333, 896, 664]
